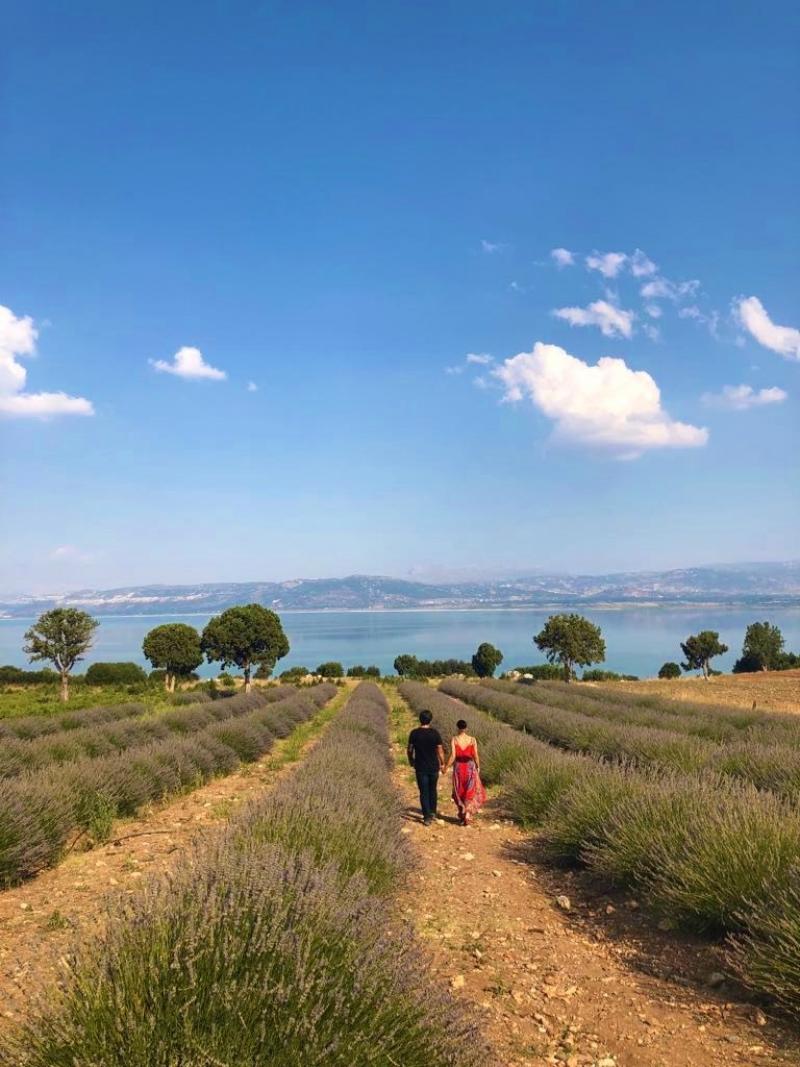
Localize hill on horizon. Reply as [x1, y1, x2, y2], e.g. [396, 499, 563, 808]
[1, 561, 799, 618]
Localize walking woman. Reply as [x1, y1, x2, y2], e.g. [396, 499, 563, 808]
[445, 719, 486, 825]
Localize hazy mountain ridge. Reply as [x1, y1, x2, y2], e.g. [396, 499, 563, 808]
[1, 563, 798, 618]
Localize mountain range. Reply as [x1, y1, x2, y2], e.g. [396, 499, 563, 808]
[1, 562, 799, 618]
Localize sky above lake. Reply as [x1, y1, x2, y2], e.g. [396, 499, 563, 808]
[1, 1, 798, 593]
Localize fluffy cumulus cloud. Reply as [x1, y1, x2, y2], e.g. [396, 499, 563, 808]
[150, 346, 227, 380]
[630, 249, 658, 277]
[466, 352, 493, 365]
[585, 251, 627, 278]
[492, 342, 708, 458]
[553, 299, 634, 338]
[735, 297, 800, 360]
[480, 239, 505, 254]
[0, 305, 94, 418]
[550, 247, 575, 268]
[640, 277, 699, 302]
[702, 384, 788, 411]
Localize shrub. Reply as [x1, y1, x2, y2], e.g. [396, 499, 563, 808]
[506, 664, 564, 681]
[315, 661, 344, 678]
[280, 666, 311, 681]
[85, 662, 148, 686]
[581, 669, 639, 682]
[658, 661, 681, 679]
[218, 672, 237, 688]
[0, 666, 59, 686]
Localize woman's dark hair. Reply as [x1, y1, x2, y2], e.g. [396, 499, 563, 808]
[419, 710, 433, 725]
[456, 719, 467, 730]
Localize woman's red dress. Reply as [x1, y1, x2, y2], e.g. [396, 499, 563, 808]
[452, 741, 486, 821]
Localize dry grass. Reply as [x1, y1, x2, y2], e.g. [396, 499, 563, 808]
[599, 670, 800, 713]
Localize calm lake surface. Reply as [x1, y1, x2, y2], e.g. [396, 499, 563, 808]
[2, 607, 800, 679]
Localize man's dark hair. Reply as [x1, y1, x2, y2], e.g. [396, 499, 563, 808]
[456, 719, 467, 730]
[419, 710, 433, 725]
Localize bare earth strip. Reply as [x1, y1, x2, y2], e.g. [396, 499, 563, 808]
[390, 720, 799, 1066]
[0, 689, 348, 1036]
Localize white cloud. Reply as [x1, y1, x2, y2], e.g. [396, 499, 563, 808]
[702, 384, 788, 411]
[492, 342, 708, 458]
[585, 251, 627, 278]
[735, 296, 800, 360]
[445, 365, 464, 376]
[466, 352, 493, 365]
[246, 381, 258, 392]
[678, 305, 702, 320]
[645, 304, 662, 319]
[0, 305, 94, 419]
[150, 346, 227, 381]
[630, 249, 658, 277]
[481, 239, 505, 254]
[553, 299, 635, 339]
[50, 544, 92, 562]
[640, 277, 700, 301]
[642, 324, 661, 342]
[550, 247, 575, 268]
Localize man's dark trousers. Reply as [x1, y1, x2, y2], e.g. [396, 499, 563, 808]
[415, 769, 439, 820]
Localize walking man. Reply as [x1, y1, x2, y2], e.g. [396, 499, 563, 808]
[407, 710, 445, 825]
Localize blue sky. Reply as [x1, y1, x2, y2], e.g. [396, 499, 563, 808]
[1, 1, 798, 593]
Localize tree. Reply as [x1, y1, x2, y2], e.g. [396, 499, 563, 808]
[201, 605, 289, 692]
[471, 642, 503, 678]
[533, 613, 605, 683]
[85, 662, 147, 686]
[143, 623, 203, 692]
[658, 661, 681, 680]
[733, 621, 784, 673]
[680, 631, 728, 680]
[23, 608, 98, 702]
[316, 661, 344, 678]
[394, 654, 419, 676]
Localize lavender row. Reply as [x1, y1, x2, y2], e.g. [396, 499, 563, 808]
[0, 685, 302, 779]
[4, 683, 484, 1066]
[0, 685, 336, 887]
[445, 678, 800, 802]
[399, 680, 800, 1013]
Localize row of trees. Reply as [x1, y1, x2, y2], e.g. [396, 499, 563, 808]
[23, 605, 291, 701]
[17, 607, 799, 702]
[393, 642, 504, 680]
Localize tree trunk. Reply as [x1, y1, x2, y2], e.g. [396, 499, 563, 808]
[164, 672, 172, 693]
[564, 660, 571, 683]
[702, 660, 709, 680]
[169, 673, 177, 693]
[244, 666, 251, 694]
[60, 671, 69, 702]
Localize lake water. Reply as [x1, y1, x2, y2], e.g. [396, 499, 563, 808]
[2, 607, 800, 679]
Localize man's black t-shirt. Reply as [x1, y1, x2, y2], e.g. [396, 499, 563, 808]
[408, 726, 443, 774]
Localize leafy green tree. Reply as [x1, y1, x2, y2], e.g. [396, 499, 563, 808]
[680, 631, 728, 680]
[658, 661, 682, 680]
[201, 605, 289, 692]
[23, 608, 99, 702]
[316, 661, 344, 678]
[533, 613, 605, 683]
[347, 665, 381, 678]
[471, 642, 504, 678]
[142, 623, 203, 692]
[393, 654, 419, 676]
[733, 621, 784, 673]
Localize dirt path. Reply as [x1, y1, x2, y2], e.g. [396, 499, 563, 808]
[390, 712, 799, 1067]
[0, 691, 348, 1034]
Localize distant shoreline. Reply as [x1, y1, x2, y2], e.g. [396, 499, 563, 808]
[2, 601, 800, 622]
